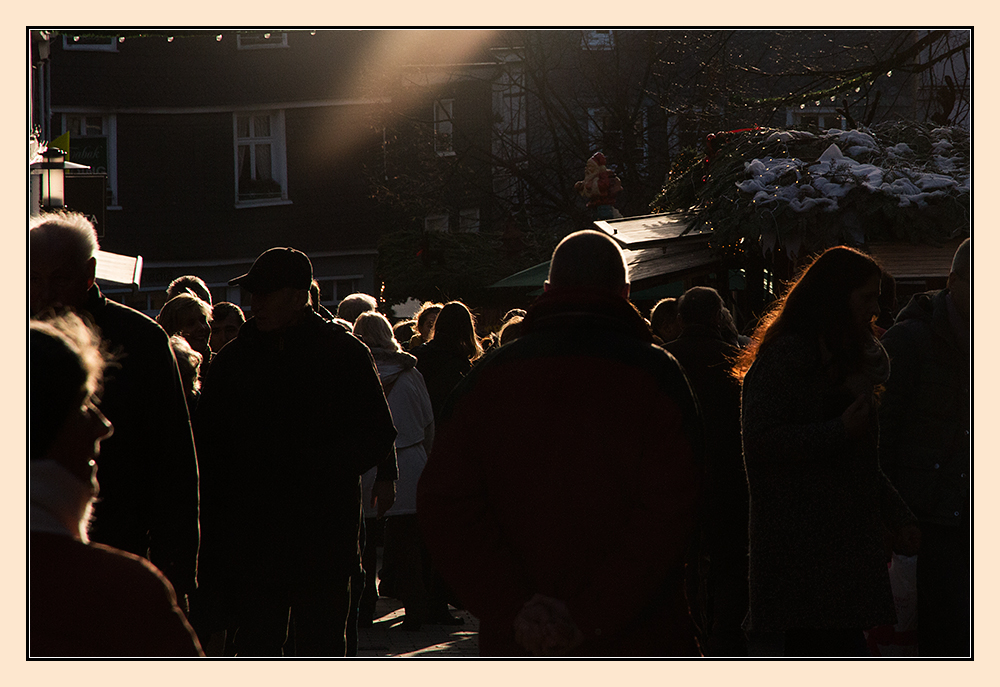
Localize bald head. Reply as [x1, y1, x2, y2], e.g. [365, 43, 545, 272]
[545, 230, 629, 297]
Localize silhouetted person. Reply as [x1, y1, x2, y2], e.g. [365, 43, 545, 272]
[664, 286, 747, 656]
[193, 247, 396, 657]
[880, 238, 971, 657]
[167, 274, 213, 305]
[408, 301, 443, 350]
[210, 301, 245, 353]
[734, 246, 920, 657]
[650, 297, 682, 343]
[30, 211, 200, 602]
[417, 230, 703, 656]
[309, 279, 335, 321]
[29, 314, 203, 657]
[412, 301, 483, 421]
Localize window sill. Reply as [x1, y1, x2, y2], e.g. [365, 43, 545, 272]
[436, 150, 456, 157]
[235, 198, 293, 209]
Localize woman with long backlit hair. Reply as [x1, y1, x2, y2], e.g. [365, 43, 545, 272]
[411, 300, 483, 420]
[734, 245, 921, 657]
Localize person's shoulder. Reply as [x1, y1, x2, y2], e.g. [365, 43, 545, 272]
[753, 333, 817, 372]
[93, 298, 168, 341]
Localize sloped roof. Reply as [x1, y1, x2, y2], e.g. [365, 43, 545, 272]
[868, 238, 965, 280]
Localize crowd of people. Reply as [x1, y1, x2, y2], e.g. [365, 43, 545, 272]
[28, 209, 971, 659]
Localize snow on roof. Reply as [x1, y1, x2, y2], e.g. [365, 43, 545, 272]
[736, 128, 968, 215]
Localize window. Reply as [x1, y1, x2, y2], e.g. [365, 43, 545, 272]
[459, 208, 480, 233]
[787, 107, 844, 132]
[234, 111, 289, 206]
[581, 30, 614, 51]
[588, 108, 647, 166]
[434, 99, 455, 156]
[237, 32, 288, 50]
[314, 278, 359, 309]
[60, 113, 119, 207]
[424, 213, 449, 233]
[63, 34, 118, 52]
[588, 108, 620, 153]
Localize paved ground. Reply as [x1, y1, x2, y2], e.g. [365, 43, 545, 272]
[356, 595, 479, 657]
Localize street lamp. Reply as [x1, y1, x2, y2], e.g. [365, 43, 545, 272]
[30, 146, 89, 214]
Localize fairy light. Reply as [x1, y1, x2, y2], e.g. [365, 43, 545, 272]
[167, 36, 174, 42]
[216, 35, 223, 41]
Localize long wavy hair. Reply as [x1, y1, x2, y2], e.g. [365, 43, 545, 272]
[431, 301, 483, 361]
[733, 246, 883, 382]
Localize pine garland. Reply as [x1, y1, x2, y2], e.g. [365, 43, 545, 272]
[650, 122, 970, 260]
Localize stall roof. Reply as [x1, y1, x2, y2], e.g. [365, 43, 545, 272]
[489, 213, 719, 290]
[593, 212, 707, 248]
[867, 238, 966, 280]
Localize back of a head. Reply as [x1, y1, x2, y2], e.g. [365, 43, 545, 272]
[354, 311, 401, 353]
[677, 287, 724, 329]
[432, 301, 481, 358]
[774, 245, 882, 340]
[167, 275, 212, 305]
[546, 230, 628, 294]
[30, 314, 105, 461]
[650, 298, 678, 331]
[337, 292, 378, 324]
[393, 319, 416, 342]
[212, 301, 245, 324]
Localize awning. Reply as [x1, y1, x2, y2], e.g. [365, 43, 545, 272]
[488, 260, 549, 289]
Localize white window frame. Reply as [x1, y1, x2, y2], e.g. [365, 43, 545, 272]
[581, 30, 614, 51]
[60, 113, 120, 208]
[459, 208, 480, 233]
[434, 99, 455, 156]
[424, 213, 449, 233]
[233, 110, 290, 208]
[237, 32, 289, 50]
[62, 34, 119, 52]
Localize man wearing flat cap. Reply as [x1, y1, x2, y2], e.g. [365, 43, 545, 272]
[192, 247, 397, 657]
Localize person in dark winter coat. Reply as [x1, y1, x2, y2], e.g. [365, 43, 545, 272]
[193, 247, 397, 657]
[733, 246, 921, 657]
[30, 211, 201, 602]
[411, 301, 483, 420]
[29, 314, 203, 658]
[880, 238, 971, 657]
[664, 286, 747, 656]
[417, 230, 703, 657]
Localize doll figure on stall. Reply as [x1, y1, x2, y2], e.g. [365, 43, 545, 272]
[574, 152, 623, 220]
